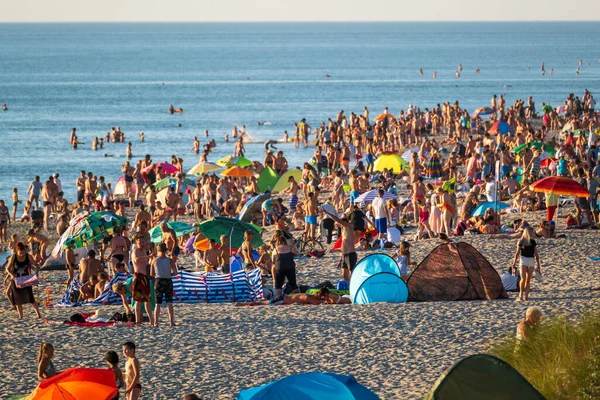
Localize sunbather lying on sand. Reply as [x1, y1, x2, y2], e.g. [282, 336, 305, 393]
[235, 287, 351, 306]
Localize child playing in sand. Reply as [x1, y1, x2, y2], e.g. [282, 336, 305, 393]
[394, 241, 416, 280]
[95, 272, 109, 298]
[106, 350, 124, 399]
[37, 343, 57, 380]
[123, 341, 141, 400]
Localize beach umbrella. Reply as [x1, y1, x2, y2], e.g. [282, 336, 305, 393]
[473, 107, 494, 117]
[373, 153, 410, 174]
[353, 189, 396, 204]
[530, 176, 589, 197]
[198, 217, 263, 249]
[64, 212, 128, 249]
[555, 105, 567, 115]
[489, 121, 513, 135]
[510, 142, 556, 156]
[257, 166, 279, 192]
[540, 158, 557, 168]
[237, 372, 380, 400]
[221, 166, 254, 178]
[113, 176, 137, 196]
[542, 104, 553, 113]
[153, 177, 196, 191]
[25, 367, 117, 400]
[562, 122, 573, 132]
[471, 201, 510, 217]
[401, 148, 419, 163]
[573, 129, 589, 137]
[426, 155, 443, 179]
[142, 162, 179, 175]
[148, 221, 196, 244]
[187, 161, 221, 175]
[216, 155, 252, 168]
[272, 169, 302, 192]
[374, 113, 395, 121]
[238, 193, 270, 222]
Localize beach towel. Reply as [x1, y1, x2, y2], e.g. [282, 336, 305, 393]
[53, 273, 129, 307]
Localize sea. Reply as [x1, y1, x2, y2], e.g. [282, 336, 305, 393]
[1, 22, 600, 205]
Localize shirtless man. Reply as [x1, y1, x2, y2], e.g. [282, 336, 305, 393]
[340, 142, 351, 174]
[240, 230, 257, 270]
[131, 235, 154, 325]
[501, 172, 522, 197]
[409, 152, 421, 183]
[273, 151, 288, 175]
[303, 192, 319, 240]
[236, 287, 351, 306]
[152, 201, 168, 225]
[133, 205, 151, 231]
[285, 176, 300, 212]
[41, 179, 53, 230]
[322, 208, 356, 281]
[165, 188, 180, 221]
[348, 171, 360, 205]
[203, 239, 219, 272]
[123, 341, 142, 400]
[217, 235, 231, 273]
[160, 222, 180, 262]
[79, 250, 104, 283]
[85, 172, 97, 205]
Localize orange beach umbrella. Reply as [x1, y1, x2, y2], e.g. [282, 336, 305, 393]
[374, 113, 395, 121]
[221, 166, 254, 178]
[26, 368, 117, 400]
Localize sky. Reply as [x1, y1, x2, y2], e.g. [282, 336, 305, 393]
[2, 0, 599, 22]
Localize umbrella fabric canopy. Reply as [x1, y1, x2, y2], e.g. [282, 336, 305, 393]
[354, 189, 396, 204]
[540, 158, 557, 168]
[555, 105, 567, 115]
[573, 129, 589, 137]
[113, 176, 136, 196]
[64, 212, 128, 249]
[142, 162, 179, 175]
[542, 104, 553, 113]
[373, 153, 410, 174]
[562, 122, 573, 132]
[401, 148, 419, 163]
[257, 166, 279, 193]
[237, 372, 380, 400]
[26, 367, 117, 400]
[374, 113, 395, 121]
[149, 221, 196, 244]
[471, 202, 510, 217]
[511, 142, 556, 156]
[473, 107, 494, 116]
[187, 161, 221, 175]
[198, 217, 263, 248]
[489, 121, 513, 135]
[238, 194, 269, 222]
[272, 169, 302, 192]
[530, 176, 589, 197]
[216, 155, 253, 168]
[222, 166, 254, 178]
[153, 177, 196, 191]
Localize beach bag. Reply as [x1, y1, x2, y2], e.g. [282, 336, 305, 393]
[15, 274, 39, 289]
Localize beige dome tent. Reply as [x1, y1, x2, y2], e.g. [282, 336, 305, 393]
[407, 242, 508, 302]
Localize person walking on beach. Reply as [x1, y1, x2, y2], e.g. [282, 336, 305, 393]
[123, 342, 142, 400]
[371, 189, 390, 240]
[322, 208, 356, 281]
[151, 243, 177, 326]
[131, 235, 154, 325]
[27, 176, 42, 209]
[6, 242, 42, 319]
[511, 227, 541, 302]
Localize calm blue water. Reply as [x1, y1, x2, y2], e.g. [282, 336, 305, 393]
[1, 22, 600, 205]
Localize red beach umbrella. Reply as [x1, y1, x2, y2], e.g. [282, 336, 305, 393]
[530, 176, 589, 197]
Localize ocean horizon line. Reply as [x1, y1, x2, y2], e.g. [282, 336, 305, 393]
[1, 20, 600, 24]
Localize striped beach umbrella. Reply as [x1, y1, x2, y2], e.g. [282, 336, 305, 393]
[353, 189, 396, 204]
[489, 121, 513, 135]
[473, 107, 494, 117]
[530, 176, 589, 197]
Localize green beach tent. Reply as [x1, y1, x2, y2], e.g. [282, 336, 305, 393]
[425, 354, 545, 400]
[272, 169, 302, 192]
[257, 166, 279, 193]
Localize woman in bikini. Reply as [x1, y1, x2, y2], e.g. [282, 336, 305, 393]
[438, 187, 454, 237]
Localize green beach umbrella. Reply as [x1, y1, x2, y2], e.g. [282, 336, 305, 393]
[573, 129, 589, 137]
[198, 216, 263, 249]
[153, 177, 197, 191]
[148, 221, 196, 244]
[64, 211, 129, 248]
[542, 104, 553, 113]
[510, 142, 556, 157]
[216, 155, 253, 168]
[257, 166, 279, 193]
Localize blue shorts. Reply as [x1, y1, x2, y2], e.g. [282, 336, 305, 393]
[305, 215, 318, 225]
[350, 190, 360, 204]
[501, 165, 512, 178]
[366, 154, 374, 164]
[375, 217, 387, 235]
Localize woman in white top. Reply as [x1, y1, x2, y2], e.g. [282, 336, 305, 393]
[428, 184, 442, 235]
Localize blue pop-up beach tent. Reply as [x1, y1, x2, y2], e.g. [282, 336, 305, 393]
[349, 253, 409, 304]
[237, 372, 380, 400]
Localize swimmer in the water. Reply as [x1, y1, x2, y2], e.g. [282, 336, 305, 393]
[419, 68, 423, 75]
[104, 153, 115, 157]
[475, 68, 480, 73]
[257, 121, 269, 126]
[224, 134, 229, 143]
[168, 104, 175, 114]
[204, 129, 209, 137]
[324, 74, 331, 78]
[1, 104, 7, 111]
[178, 123, 182, 127]
[455, 71, 460, 78]
[139, 132, 145, 142]
[432, 71, 437, 79]
[264, 140, 277, 152]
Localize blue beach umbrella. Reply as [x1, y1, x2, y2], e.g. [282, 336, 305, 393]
[489, 121, 513, 135]
[471, 202, 510, 217]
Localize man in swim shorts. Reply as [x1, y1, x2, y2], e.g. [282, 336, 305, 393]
[303, 192, 318, 240]
[371, 189, 390, 239]
[131, 235, 154, 325]
[285, 176, 299, 212]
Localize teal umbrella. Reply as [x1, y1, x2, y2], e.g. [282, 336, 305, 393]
[198, 217, 263, 249]
[148, 221, 196, 244]
[510, 142, 556, 157]
[153, 177, 196, 191]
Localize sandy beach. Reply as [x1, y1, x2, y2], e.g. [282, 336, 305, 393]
[2, 206, 600, 399]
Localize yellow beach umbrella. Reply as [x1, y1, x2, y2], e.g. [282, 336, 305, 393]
[187, 162, 221, 175]
[373, 153, 410, 173]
